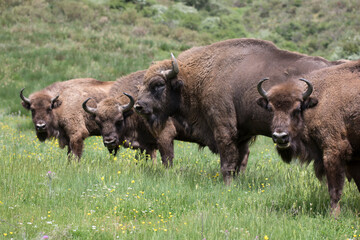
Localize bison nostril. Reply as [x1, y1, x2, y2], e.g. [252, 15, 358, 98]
[104, 138, 117, 146]
[36, 123, 46, 129]
[272, 132, 289, 144]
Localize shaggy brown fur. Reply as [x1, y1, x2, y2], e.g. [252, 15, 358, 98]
[84, 70, 210, 166]
[82, 71, 158, 159]
[21, 78, 114, 160]
[256, 60, 360, 215]
[135, 38, 345, 184]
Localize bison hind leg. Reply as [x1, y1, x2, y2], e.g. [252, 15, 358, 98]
[235, 143, 250, 174]
[323, 148, 349, 217]
[346, 158, 360, 192]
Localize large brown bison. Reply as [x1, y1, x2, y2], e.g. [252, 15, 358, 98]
[256, 60, 360, 215]
[82, 70, 212, 166]
[20, 78, 114, 159]
[134, 38, 345, 184]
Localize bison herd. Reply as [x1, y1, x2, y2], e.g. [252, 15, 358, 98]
[20, 38, 360, 216]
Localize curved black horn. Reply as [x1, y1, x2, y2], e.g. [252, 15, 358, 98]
[50, 95, 59, 109]
[122, 92, 135, 112]
[164, 53, 179, 80]
[299, 78, 313, 99]
[257, 78, 269, 99]
[20, 88, 30, 105]
[82, 98, 97, 115]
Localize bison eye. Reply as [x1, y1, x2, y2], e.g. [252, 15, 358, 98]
[151, 83, 165, 98]
[115, 120, 124, 129]
[291, 107, 302, 117]
[151, 83, 165, 91]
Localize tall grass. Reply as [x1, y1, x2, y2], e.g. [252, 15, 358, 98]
[0, 113, 359, 239]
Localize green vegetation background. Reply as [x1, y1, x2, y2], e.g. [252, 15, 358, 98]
[1, 0, 359, 114]
[0, 0, 359, 239]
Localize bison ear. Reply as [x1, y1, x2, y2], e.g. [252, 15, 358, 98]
[302, 97, 318, 110]
[51, 98, 62, 109]
[21, 101, 31, 110]
[256, 97, 269, 110]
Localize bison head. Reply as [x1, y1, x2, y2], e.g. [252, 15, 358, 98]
[256, 78, 318, 159]
[20, 88, 61, 141]
[134, 53, 183, 132]
[82, 93, 134, 155]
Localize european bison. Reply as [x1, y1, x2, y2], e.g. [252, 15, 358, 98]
[20, 78, 114, 159]
[82, 70, 211, 166]
[256, 60, 360, 215]
[82, 71, 158, 160]
[134, 38, 345, 184]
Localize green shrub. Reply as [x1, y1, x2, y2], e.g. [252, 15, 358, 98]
[170, 27, 198, 43]
[119, 8, 140, 24]
[180, 13, 201, 30]
[275, 22, 301, 41]
[54, 1, 95, 22]
[343, 41, 359, 55]
[177, 0, 211, 10]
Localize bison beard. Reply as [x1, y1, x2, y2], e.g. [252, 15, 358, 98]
[276, 146, 294, 164]
[276, 136, 327, 180]
[36, 132, 48, 142]
[275, 136, 308, 164]
[35, 126, 58, 142]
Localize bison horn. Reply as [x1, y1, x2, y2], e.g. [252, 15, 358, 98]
[299, 78, 313, 99]
[122, 92, 135, 113]
[50, 95, 60, 109]
[164, 53, 179, 80]
[82, 98, 97, 115]
[20, 88, 31, 105]
[257, 78, 269, 99]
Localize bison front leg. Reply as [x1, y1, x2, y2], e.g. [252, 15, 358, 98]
[158, 140, 174, 167]
[235, 141, 250, 174]
[220, 146, 239, 185]
[156, 119, 177, 167]
[345, 158, 360, 192]
[68, 134, 87, 161]
[323, 149, 346, 217]
[148, 149, 157, 165]
[214, 130, 240, 185]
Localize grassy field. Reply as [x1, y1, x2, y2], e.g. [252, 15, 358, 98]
[1, 113, 360, 239]
[1, 0, 360, 239]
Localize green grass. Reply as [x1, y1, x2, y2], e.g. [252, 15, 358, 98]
[0, 113, 359, 239]
[1, 0, 360, 239]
